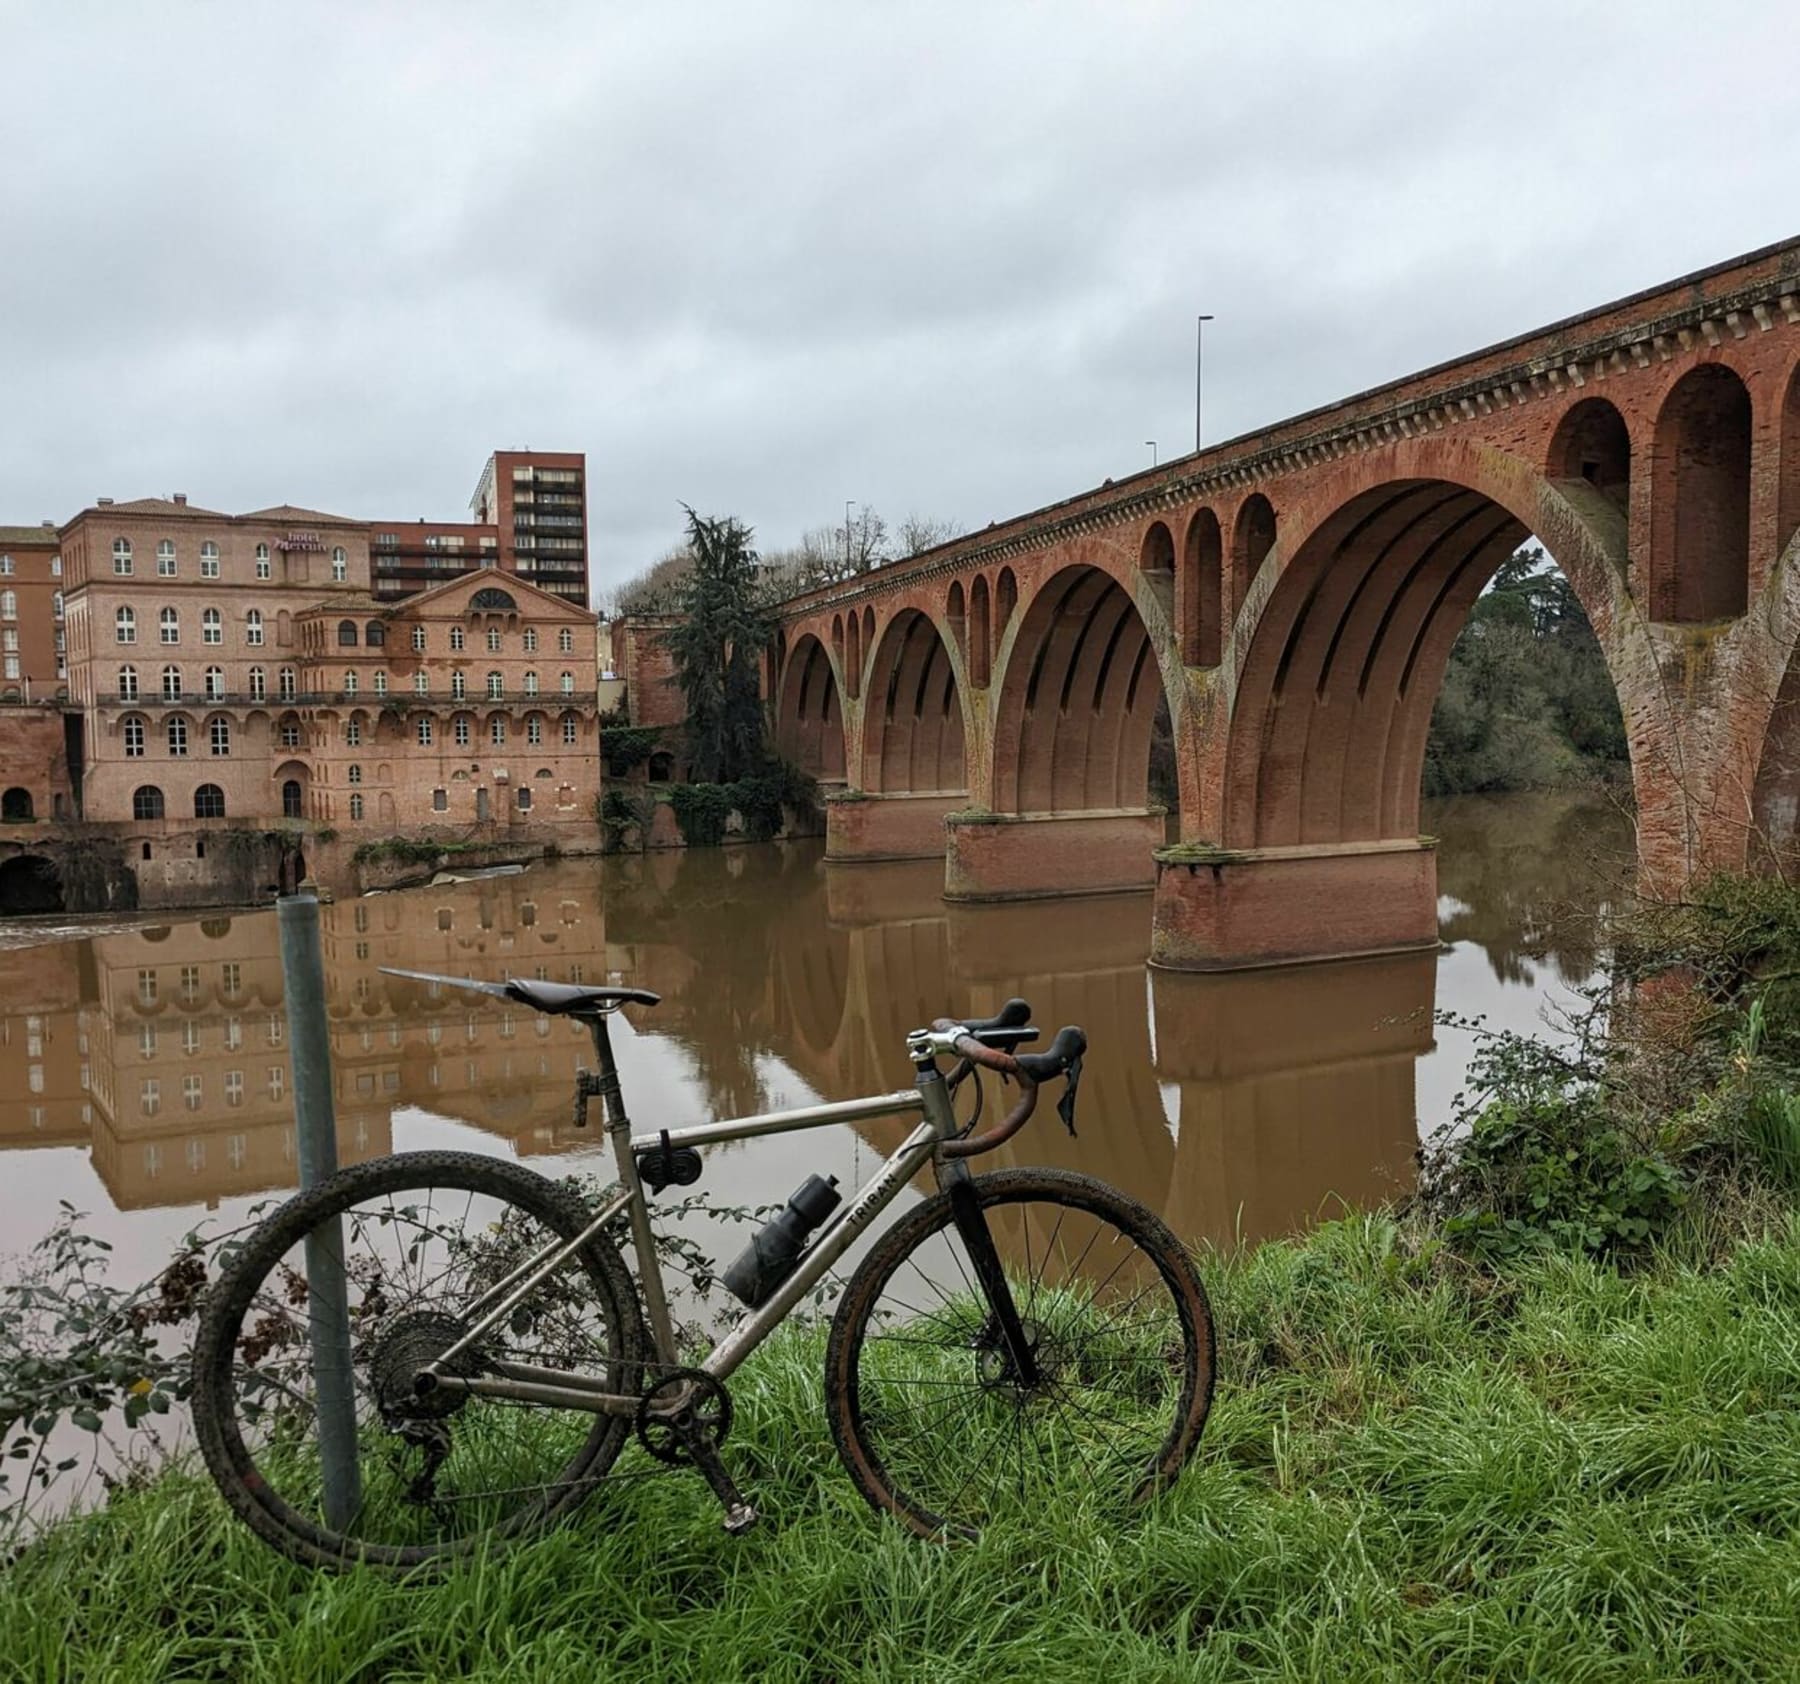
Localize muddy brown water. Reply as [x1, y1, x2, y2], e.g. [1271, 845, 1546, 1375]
[0, 791, 1633, 1294]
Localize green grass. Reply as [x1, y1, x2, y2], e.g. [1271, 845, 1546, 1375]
[8, 1213, 1800, 1682]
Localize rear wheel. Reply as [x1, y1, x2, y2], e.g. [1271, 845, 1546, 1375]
[192, 1150, 647, 1573]
[825, 1167, 1214, 1539]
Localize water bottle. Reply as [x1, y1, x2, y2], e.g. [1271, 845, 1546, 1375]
[720, 1174, 842, 1307]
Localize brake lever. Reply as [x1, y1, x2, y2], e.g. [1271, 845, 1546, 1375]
[1056, 1054, 1083, 1137]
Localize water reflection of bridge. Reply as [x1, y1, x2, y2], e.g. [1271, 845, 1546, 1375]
[603, 846, 1435, 1247]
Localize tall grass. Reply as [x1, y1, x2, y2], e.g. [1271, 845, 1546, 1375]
[8, 1213, 1800, 1682]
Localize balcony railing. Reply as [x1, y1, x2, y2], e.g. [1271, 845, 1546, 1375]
[98, 688, 598, 710]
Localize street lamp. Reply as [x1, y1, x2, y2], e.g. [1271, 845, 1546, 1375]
[1195, 314, 1215, 453]
[844, 500, 856, 573]
[1146, 440, 1158, 468]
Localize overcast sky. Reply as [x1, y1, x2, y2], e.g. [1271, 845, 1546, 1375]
[3, 1, 1796, 599]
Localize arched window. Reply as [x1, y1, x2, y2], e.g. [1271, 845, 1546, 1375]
[255, 543, 271, 580]
[412, 625, 427, 652]
[523, 628, 538, 653]
[372, 670, 388, 697]
[249, 666, 266, 701]
[417, 718, 434, 746]
[562, 713, 578, 745]
[343, 670, 358, 696]
[245, 609, 263, 646]
[486, 627, 502, 653]
[209, 717, 230, 757]
[331, 546, 347, 582]
[449, 626, 465, 652]
[413, 670, 429, 695]
[281, 780, 303, 819]
[194, 784, 226, 819]
[347, 763, 363, 785]
[117, 665, 138, 700]
[490, 716, 506, 745]
[157, 539, 176, 577]
[161, 665, 182, 701]
[166, 717, 188, 756]
[337, 619, 357, 646]
[1652, 364, 1753, 622]
[527, 714, 543, 745]
[132, 785, 164, 821]
[199, 541, 220, 578]
[345, 718, 361, 746]
[278, 667, 297, 701]
[349, 793, 364, 821]
[559, 671, 574, 695]
[0, 590, 14, 620]
[115, 606, 136, 644]
[487, 671, 503, 699]
[204, 666, 225, 700]
[454, 714, 472, 746]
[451, 670, 466, 700]
[112, 538, 133, 576]
[123, 715, 146, 758]
[159, 606, 179, 645]
[558, 628, 574, 653]
[524, 670, 539, 696]
[365, 621, 385, 647]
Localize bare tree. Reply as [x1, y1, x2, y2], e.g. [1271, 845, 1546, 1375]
[614, 545, 695, 614]
[896, 513, 961, 556]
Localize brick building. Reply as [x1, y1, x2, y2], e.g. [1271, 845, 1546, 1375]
[0, 521, 68, 694]
[468, 450, 589, 605]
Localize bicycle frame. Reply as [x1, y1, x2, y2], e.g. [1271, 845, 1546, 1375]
[420, 1009, 960, 1416]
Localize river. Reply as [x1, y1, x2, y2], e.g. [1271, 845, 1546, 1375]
[0, 791, 1633, 1290]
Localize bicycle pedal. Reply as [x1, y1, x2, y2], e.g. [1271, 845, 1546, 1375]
[721, 1503, 759, 1536]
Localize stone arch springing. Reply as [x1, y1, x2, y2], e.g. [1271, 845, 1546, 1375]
[862, 610, 966, 795]
[1650, 363, 1752, 622]
[1181, 508, 1223, 666]
[992, 566, 1166, 814]
[1218, 477, 1630, 850]
[968, 574, 992, 686]
[1231, 494, 1277, 619]
[1548, 395, 1632, 510]
[775, 634, 846, 781]
[1779, 358, 1800, 559]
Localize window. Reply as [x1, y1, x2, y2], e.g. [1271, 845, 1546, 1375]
[113, 538, 133, 576]
[162, 665, 182, 700]
[562, 714, 578, 744]
[331, 546, 347, 582]
[524, 670, 539, 696]
[347, 763, 362, 785]
[517, 786, 532, 811]
[3, 653, 16, 681]
[183, 1075, 203, 1113]
[204, 666, 225, 700]
[50, 555, 60, 577]
[451, 670, 466, 700]
[194, 783, 225, 818]
[342, 670, 357, 696]
[133, 785, 164, 820]
[432, 787, 448, 812]
[487, 671, 503, 699]
[560, 671, 574, 695]
[337, 620, 357, 646]
[118, 665, 138, 700]
[141, 1080, 161, 1118]
[281, 779, 303, 819]
[449, 626, 464, 652]
[245, 609, 263, 646]
[486, 627, 502, 653]
[345, 718, 361, 746]
[527, 715, 542, 745]
[278, 667, 296, 701]
[249, 666, 266, 701]
[349, 792, 364, 820]
[123, 716, 145, 757]
[200, 542, 220, 578]
[558, 628, 573, 653]
[454, 715, 471, 746]
[0, 590, 13, 620]
[157, 539, 176, 577]
[280, 721, 300, 748]
[116, 606, 136, 644]
[160, 606, 179, 644]
[490, 717, 506, 745]
[255, 543, 271, 580]
[167, 717, 188, 756]
[52, 591, 63, 621]
[221, 961, 241, 995]
[225, 1070, 244, 1108]
[418, 718, 434, 746]
[0, 556, 9, 575]
[209, 717, 230, 756]
[414, 671, 429, 695]
[411, 626, 426, 652]
[201, 607, 221, 645]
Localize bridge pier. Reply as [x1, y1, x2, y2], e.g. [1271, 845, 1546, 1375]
[944, 808, 1163, 902]
[1149, 838, 1440, 971]
[824, 790, 961, 863]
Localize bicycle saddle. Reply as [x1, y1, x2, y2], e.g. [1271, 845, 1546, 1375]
[380, 967, 661, 1014]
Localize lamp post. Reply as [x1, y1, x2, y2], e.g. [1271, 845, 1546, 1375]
[844, 500, 856, 573]
[1195, 314, 1215, 453]
[1146, 440, 1158, 468]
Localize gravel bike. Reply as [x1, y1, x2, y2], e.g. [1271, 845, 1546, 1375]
[192, 972, 1216, 1572]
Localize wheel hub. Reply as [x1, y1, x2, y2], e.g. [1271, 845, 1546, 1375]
[370, 1309, 484, 1422]
[974, 1317, 1060, 1394]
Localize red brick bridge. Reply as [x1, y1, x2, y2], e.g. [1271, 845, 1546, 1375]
[766, 236, 1800, 970]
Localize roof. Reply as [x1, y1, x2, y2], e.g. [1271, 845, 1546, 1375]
[239, 504, 364, 525]
[81, 497, 232, 519]
[295, 593, 385, 617]
[0, 525, 59, 547]
[384, 568, 596, 619]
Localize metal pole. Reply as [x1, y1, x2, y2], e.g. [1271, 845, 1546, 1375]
[1146, 440, 1158, 468]
[844, 500, 855, 573]
[277, 890, 362, 1530]
[1195, 313, 1215, 453]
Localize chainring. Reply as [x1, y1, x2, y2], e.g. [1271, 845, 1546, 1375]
[634, 1367, 733, 1465]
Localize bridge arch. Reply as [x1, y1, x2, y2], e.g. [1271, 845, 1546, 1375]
[774, 633, 846, 782]
[1649, 362, 1753, 623]
[1213, 462, 1640, 852]
[1548, 396, 1632, 510]
[862, 609, 968, 795]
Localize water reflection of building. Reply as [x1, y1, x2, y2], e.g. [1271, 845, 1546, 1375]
[0, 866, 612, 1211]
[604, 845, 1436, 1249]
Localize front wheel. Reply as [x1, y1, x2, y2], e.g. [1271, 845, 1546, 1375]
[825, 1167, 1215, 1540]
